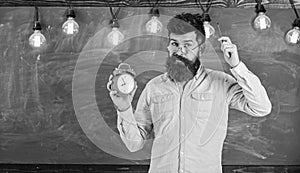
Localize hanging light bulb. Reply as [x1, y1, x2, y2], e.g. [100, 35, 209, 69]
[202, 12, 215, 39]
[253, 12, 271, 30]
[253, 3, 271, 31]
[108, 28, 124, 45]
[285, 27, 300, 44]
[146, 16, 163, 34]
[62, 7, 79, 35]
[146, 7, 163, 33]
[285, 18, 300, 45]
[29, 7, 46, 48]
[29, 30, 46, 48]
[107, 19, 124, 46]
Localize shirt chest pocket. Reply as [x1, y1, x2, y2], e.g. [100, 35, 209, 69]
[151, 94, 174, 116]
[190, 92, 214, 120]
[151, 94, 174, 136]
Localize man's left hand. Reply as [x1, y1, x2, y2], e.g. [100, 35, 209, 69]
[218, 36, 240, 68]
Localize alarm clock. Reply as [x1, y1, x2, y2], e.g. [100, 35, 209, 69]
[110, 63, 137, 96]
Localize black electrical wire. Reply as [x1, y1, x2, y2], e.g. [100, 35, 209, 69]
[147, 0, 160, 8]
[109, 6, 121, 19]
[206, 0, 213, 12]
[255, 0, 262, 4]
[195, 0, 213, 13]
[254, 0, 266, 13]
[34, 6, 39, 22]
[106, 1, 121, 20]
[33, 6, 42, 30]
[195, 0, 205, 13]
[289, 0, 299, 19]
[67, 0, 72, 8]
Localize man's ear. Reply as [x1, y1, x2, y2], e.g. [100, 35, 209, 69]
[197, 36, 206, 54]
[199, 43, 206, 54]
[167, 44, 171, 53]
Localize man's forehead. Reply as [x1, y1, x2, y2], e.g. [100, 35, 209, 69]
[169, 31, 197, 42]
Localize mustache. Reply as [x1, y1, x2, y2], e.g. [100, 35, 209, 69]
[172, 53, 200, 75]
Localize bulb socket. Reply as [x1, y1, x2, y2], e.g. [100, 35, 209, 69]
[255, 3, 266, 14]
[292, 18, 300, 28]
[110, 19, 120, 28]
[150, 7, 160, 17]
[66, 8, 76, 18]
[33, 21, 42, 30]
[202, 13, 211, 22]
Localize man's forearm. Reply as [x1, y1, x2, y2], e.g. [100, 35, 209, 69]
[117, 107, 146, 152]
[229, 61, 272, 116]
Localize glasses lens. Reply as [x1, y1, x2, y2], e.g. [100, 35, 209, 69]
[169, 42, 200, 53]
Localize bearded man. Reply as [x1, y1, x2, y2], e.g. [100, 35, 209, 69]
[107, 13, 272, 173]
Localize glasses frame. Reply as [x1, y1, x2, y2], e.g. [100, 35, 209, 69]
[168, 40, 203, 54]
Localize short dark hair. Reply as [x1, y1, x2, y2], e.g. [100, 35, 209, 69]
[167, 13, 205, 44]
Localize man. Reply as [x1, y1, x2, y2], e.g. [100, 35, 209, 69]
[107, 13, 271, 173]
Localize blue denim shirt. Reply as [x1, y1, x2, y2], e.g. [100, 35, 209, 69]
[117, 62, 272, 173]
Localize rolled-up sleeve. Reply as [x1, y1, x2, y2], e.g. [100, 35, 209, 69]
[226, 62, 272, 117]
[117, 85, 153, 152]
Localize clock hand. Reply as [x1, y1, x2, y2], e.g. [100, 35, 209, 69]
[122, 78, 126, 86]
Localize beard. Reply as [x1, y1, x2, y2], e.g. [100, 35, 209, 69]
[166, 53, 200, 83]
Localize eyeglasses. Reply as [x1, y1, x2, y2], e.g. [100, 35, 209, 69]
[168, 41, 202, 54]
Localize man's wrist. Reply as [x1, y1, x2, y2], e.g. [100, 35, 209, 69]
[230, 61, 241, 69]
[114, 104, 131, 112]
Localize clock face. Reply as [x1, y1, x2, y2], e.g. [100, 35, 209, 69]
[117, 73, 135, 94]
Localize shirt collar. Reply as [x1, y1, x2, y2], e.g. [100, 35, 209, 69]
[194, 64, 205, 80]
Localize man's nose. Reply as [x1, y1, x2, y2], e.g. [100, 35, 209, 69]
[176, 46, 186, 55]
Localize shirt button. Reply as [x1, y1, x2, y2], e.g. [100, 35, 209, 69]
[180, 151, 184, 155]
[180, 169, 184, 173]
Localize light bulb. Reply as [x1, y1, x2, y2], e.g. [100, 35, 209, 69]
[29, 30, 46, 48]
[107, 27, 124, 46]
[62, 17, 79, 35]
[285, 27, 300, 45]
[146, 16, 163, 33]
[203, 21, 215, 39]
[253, 12, 271, 30]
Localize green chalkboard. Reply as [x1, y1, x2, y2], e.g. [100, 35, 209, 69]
[0, 7, 300, 165]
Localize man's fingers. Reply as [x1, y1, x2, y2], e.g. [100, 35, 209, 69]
[107, 74, 115, 91]
[221, 43, 229, 52]
[224, 49, 232, 58]
[108, 74, 114, 81]
[109, 90, 114, 97]
[224, 47, 234, 57]
[109, 90, 120, 98]
[107, 80, 112, 91]
[222, 44, 236, 52]
[218, 36, 232, 44]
